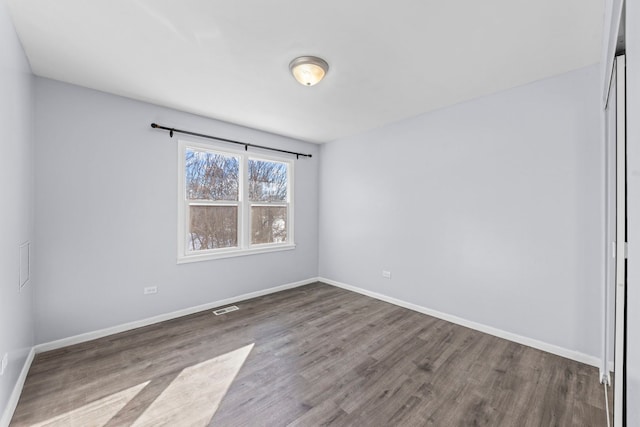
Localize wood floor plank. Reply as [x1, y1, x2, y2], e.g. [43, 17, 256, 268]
[10, 282, 607, 426]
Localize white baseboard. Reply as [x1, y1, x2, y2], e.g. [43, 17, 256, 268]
[319, 277, 602, 368]
[36, 277, 318, 353]
[600, 361, 615, 385]
[1, 348, 35, 427]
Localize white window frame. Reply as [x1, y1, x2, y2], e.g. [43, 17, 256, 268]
[178, 139, 295, 263]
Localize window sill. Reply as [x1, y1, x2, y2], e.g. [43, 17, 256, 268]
[177, 243, 296, 264]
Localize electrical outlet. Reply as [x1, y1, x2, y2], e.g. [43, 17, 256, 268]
[1, 353, 7, 376]
[143, 286, 158, 295]
[382, 270, 391, 279]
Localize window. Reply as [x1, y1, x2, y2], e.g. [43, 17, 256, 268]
[249, 159, 288, 245]
[178, 140, 294, 262]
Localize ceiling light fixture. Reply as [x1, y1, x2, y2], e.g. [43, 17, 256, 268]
[289, 56, 329, 86]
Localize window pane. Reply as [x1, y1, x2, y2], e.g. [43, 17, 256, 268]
[188, 206, 238, 251]
[251, 206, 287, 244]
[248, 159, 287, 202]
[186, 148, 239, 201]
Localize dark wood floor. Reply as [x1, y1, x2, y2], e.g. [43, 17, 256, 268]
[11, 282, 607, 426]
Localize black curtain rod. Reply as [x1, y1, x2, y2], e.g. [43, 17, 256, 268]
[150, 123, 312, 159]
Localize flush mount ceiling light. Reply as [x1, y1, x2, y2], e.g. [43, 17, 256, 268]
[289, 56, 329, 86]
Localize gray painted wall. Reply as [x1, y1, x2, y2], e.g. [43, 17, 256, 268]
[625, 0, 640, 423]
[319, 64, 604, 360]
[0, 8, 614, 417]
[0, 0, 35, 418]
[34, 78, 319, 343]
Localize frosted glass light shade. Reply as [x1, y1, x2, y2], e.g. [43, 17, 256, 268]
[289, 56, 329, 86]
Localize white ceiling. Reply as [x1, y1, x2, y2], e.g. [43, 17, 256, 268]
[7, 0, 603, 143]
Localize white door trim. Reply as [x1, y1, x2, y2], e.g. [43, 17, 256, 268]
[613, 53, 626, 427]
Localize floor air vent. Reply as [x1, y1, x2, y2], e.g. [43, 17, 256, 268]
[213, 305, 239, 316]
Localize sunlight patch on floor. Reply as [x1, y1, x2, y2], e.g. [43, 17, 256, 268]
[27, 344, 254, 427]
[31, 381, 149, 427]
[131, 343, 254, 426]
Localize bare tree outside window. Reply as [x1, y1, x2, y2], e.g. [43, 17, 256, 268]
[248, 159, 287, 202]
[251, 206, 287, 244]
[249, 159, 288, 245]
[186, 149, 239, 201]
[186, 149, 239, 250]
[189, 206, 238, 250]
